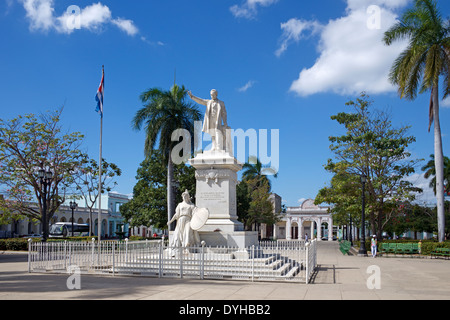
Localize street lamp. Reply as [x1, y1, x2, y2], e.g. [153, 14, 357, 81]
[359, 174, 368, 257]
[38, 168, 53, 242]
[69, 201, 78, 237]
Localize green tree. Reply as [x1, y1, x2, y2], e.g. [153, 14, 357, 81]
[236, 180, 251, 226]
[315, 173, 362, 230]
[238, 156, 280, 232]
[242, 156, 278, 191]
[120, 150, 196, 232]
[132, 84, 200, 229]
[383, 0, 450, 242]
[72, 157, 122, 236]
[421, 154, 450, 195]
[0, 110, 85, 240]
[324, 93, 422, 238]
[244, 177, 279, 232]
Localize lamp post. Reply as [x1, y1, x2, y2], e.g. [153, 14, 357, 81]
[38, 168, 53, 242]
[69, 201, 78, 237]
[359, 174, 368, 257]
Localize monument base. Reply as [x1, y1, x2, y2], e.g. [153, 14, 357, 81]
[198, 231, 258, 248]
[199, 218, 244, 233]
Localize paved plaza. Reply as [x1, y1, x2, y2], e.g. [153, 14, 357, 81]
[0, 241, 449, 300]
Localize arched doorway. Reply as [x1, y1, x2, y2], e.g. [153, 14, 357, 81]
[321, 222, 329, 240]
[291, 222, 299, 240]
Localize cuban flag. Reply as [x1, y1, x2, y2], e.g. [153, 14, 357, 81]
[95, 68, 104, 116]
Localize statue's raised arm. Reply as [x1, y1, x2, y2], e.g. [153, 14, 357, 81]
[188, 91, 208, 106]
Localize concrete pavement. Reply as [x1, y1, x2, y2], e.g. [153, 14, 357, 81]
[1, 241, 449, 300]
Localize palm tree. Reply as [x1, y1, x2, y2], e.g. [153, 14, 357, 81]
[421, 154, 450, 195]
[383, 0, 450, 242]
[242, 156, 278, 191]
[132, 84, 201, 230]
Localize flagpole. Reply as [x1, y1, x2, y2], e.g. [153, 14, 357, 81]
[98, 65, 104, 243]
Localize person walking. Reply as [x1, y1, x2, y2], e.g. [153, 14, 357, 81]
[371, 235, 378, 258]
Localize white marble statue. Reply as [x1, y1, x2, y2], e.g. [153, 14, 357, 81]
[167, 190, 200, 251]
[188, 89, 231, 152]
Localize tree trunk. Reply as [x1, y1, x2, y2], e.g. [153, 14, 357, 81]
[167, 153, 176, 232]
[432, 85, 446, 242]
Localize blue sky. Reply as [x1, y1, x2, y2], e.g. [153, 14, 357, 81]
[1, 0, 449, 207]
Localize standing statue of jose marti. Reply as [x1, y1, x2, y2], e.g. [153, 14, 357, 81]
[188, 89, 232, 154]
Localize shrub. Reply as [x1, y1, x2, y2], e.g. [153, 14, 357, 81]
[0, 238, 39, 251]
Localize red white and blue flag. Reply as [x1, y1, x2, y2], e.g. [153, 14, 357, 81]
[95, 68, 104, 116]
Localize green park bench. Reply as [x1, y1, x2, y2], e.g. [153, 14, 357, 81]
[380, 242, 421, 257]
[388, 243, 398, 254]
[339, 240, 352, 255]
[431, 248, 450, 260]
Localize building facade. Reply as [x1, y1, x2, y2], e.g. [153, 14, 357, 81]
[274, 199, 335, 241]
[0, 192, 130, 239]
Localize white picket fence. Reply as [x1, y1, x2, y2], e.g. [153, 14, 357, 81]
[28, 239, 317, 284]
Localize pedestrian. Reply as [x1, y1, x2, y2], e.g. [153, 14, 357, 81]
[371, 235, 377, 258]
[305, 233, 309, 242]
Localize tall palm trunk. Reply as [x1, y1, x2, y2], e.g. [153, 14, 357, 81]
[167, 153, 176, 232]
[432, 84, 446, 242]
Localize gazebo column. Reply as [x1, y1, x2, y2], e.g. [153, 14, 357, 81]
[286, 217, 292, 240]
[328, 217, 334, 241]
[317, 218, 322, 241]
[299, 217, 304, 240]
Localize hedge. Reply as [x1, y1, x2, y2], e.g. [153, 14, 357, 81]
[353, 239, 450, 256]
[0, 237, 100, 251]
[0, 238, 39, 251]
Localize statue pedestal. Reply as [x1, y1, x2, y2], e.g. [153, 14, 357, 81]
[189, 150, 258, 248]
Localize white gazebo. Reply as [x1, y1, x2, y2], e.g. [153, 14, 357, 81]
[275, 199, 334, 241]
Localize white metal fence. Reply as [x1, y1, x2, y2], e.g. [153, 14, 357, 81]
[28, 239, 317, 284]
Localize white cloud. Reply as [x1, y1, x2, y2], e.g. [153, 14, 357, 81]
[403, 173, 437, 205]
[442, 97, 450, 108]
[282, 0, 410, 97]
[20, 0, 139, 37]
[112, 18, 139, 36]
[230, 0, 279, 19]
[141, 36, 165, 46]
[22, 0, 55, 32]
[238, 80, 256, 92]
[275, 18, 322, 57]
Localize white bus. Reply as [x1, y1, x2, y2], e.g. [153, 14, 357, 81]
[49, 223, 90, 238]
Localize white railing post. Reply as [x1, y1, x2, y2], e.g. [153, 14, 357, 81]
[63, 241, 67, 271]
[179, 244, 183, 279]
[112, 242, 115, 276]
[306, 241, 310, 284]
[27, 238, 32, 273]
[159, 240, 163, 278]
[91, 238, 95, 267]
[125, 238, 128, 264]
[251, 245, 255, 282]
[200, 241, 206, 280]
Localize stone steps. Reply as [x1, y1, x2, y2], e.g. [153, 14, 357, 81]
[110, 254, 303, 279]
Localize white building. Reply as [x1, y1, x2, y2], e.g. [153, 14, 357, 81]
[0, 192, 130, 239]
[274, 199, 335, 241]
